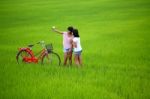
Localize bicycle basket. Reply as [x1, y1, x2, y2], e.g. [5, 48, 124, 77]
[45, 44, 53, 52]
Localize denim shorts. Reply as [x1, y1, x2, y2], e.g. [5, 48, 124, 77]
[64, 48, 72, 53]
[74, 50, 82, 56]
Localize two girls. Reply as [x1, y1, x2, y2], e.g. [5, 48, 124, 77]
[52, 26, 82, 66]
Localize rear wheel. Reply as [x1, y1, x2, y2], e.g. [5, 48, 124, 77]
[41, 52, 61, 66]
[16, 50, 32, 64]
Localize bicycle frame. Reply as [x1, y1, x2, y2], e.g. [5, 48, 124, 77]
[18, 43, 48, 63]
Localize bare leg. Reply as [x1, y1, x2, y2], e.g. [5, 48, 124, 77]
[74, 55, 80, 66]
[69, 51, 72, 66]
[78, 55, 82, 66]
[63, 52, 68, 66]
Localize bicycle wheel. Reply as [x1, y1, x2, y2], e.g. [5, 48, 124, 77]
[16, 50, 32, 64]
[41, 52, 61, 66]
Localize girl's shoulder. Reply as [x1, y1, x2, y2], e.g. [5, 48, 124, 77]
[73, 37, 80, 39]
[73, 37, 80, 41]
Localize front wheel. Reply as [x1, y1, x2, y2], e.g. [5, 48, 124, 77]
[41, 52, 61, 66]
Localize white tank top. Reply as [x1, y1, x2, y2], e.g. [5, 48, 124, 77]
[73, 37, 82, 52]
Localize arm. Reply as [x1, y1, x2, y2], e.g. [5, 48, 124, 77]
[73, 42, 77, 48]
[73, 38, 77, 48]
[69, 39, 73, 52]
[52, 27, 63, 35]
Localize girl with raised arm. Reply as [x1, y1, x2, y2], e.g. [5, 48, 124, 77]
[52, 26, 73, 66]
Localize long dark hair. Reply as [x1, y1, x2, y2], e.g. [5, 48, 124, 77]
[73, 29, 80, 37]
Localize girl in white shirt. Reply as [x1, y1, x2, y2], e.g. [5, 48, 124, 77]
[73, 29, 82, 66]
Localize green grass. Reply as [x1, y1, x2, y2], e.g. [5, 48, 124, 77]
[0, 0, 150, 99]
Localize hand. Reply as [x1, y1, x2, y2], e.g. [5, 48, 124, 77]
[69, 48, 72, 52]
[51, 26, 56, 31]
[52, 26, 55, 29]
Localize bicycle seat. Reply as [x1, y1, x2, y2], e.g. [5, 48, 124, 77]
[28, 44, 34, 48]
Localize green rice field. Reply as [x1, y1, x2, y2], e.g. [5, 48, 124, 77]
[0, 0, 150, 98]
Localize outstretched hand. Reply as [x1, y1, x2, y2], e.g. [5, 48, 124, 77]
[51, 26, 56, 31]
[51, 26, 63, 34]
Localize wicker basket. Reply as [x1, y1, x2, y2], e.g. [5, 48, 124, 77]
[45, 44, 53, 52]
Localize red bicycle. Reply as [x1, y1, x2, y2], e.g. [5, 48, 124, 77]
[16, 41, 61, 65]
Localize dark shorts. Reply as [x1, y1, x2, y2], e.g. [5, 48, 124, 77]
[74, 50, 82, 56]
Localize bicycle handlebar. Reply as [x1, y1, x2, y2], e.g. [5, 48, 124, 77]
[28, 41, 45, 48]
[37, 41, 45, 44]
[37, 41, 45, 48]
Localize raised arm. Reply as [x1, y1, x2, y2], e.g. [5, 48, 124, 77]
[51, 26, 63, 34]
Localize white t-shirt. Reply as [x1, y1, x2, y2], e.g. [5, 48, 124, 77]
[73, 37, 82, 52]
